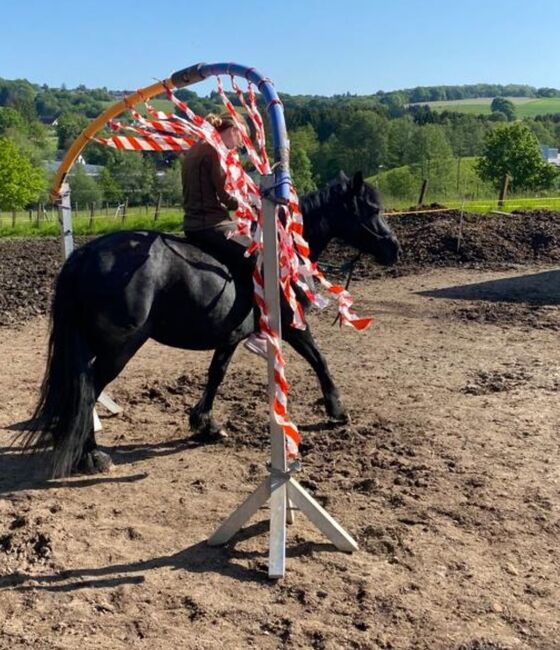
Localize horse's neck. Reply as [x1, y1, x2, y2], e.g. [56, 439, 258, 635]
[301, 205, 336, 262]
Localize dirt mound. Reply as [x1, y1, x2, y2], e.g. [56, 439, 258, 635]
[1, 211, 560, 328]
[391, 208, 560, 268]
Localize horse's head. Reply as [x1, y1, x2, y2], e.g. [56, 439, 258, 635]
[332, 171, 400, 266]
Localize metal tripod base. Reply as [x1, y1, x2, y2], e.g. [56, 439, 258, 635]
[208, 472, 359, 579]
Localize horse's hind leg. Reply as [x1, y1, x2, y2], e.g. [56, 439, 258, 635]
[283, 325, 348, 422]
[77, 335, 148, 474]
[190, 343, 238, 441]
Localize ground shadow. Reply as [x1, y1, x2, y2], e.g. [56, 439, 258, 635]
[418, 269, 560, 305]
[0, 520, 336, 590]
[0, 434, 192, 495]
[0, 446, 149, 495]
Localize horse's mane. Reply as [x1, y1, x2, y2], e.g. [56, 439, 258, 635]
[299, 172, 380, 217]
[299, 175, 350, 215]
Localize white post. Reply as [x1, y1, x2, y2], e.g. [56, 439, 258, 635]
[59, 182, 74, 259]
[208, 175, 358, 578]
[261, 174, 288, 578]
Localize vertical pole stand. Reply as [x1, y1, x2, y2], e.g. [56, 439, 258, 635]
[208, 175, 358, 579]
[57, 182, 123, 429]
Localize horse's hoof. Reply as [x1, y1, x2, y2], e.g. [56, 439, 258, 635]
[191, 428, 228, 444]
[328, 407, 350, 424]
[77, 450, 114, 475]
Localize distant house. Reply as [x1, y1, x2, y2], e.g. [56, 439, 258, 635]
[43, 155, 103, 177]
[540, 145, 560, 166]
[38, 115, 58, 126]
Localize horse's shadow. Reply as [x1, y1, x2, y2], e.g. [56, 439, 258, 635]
[418, 268, 560, 305]
[0, 520, 336, 590]
[0, 424, 195, 495]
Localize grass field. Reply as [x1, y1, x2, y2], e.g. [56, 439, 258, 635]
[411, 96, 560, 117]
[0, 206, 184, 238]
[3, 193, 560, 239]
[368, 156, 560, 213]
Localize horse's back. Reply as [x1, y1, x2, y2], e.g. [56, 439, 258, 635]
[64, 230, 253, 350]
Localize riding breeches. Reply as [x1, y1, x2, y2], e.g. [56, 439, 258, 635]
[185, 228, 254, 278]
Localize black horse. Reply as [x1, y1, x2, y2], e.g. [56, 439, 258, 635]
[26, 171, 399, 477]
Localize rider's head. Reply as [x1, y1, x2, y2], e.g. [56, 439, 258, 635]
[207, 112, 244, 150]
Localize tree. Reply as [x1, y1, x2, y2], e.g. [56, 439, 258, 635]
[56, 111, 89, 150]
[289, 125, 319, 191]
[106, 152, 156, 205]
[404, 124, 454, 168]
[97, 167, 122, 204]
[155, 160, 183, 205]
[476, 122, 558, 191]
[491, 97, 515, 121]
[386, 117, 417, 168]
[335, 110, 388, 177]
[290, 143, 316, 193]
[381, 166, 417, 201]
[0, 107, 27, 135]
[69, 165, 103, 207]
[0, 137, 45, 209]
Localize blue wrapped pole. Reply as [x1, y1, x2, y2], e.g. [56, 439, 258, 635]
[171, 62, 291, 203]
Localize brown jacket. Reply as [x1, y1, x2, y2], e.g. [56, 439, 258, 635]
[181, 141, 239, 232]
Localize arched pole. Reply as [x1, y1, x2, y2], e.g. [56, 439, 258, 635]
[53, 62, 357, 579]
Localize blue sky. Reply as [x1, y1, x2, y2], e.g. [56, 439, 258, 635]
[2, 0, 560, 95]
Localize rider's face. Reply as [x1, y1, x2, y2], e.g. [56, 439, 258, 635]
[221, 126, 243, 150]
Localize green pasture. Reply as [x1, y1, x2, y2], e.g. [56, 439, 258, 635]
[382, 195, 560, 215]
[412, 96, 560, 117]
[0, 206, 184, 238]
[368, 156, 560, 213]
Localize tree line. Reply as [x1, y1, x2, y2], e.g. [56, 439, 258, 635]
[1, 77, 560, 213]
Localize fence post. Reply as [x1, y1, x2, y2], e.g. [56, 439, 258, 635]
[498, 174, 509, 209]
[121, 198, 128, 224]
[154, 193, 162, 221]
[417, 179, 429, 206]
[89, 203, 95, 229]
[28, 208, 33, 223]
[12, 209, 16, 227]
[456, 198, 466, 253]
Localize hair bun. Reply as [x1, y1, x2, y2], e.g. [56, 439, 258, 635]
[206, 113, 222, 128]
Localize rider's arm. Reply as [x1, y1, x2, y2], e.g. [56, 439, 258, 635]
[209, 148, 239, 212]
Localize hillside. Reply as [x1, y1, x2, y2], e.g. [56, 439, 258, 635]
[411, 96, 560, 118]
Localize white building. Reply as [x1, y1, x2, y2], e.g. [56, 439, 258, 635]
[540, 144, 560, 166]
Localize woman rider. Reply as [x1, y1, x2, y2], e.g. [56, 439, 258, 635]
[181, 112, 267, 357]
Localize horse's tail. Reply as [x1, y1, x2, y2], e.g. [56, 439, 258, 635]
[23, 251, 95, 478]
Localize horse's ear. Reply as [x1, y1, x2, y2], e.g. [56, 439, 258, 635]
[352, 171, 364, 193]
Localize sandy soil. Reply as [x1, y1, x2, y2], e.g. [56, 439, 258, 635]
[1, 262, 559, 650]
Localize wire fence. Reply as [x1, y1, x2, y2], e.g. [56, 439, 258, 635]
[385, 195, 560, 216]
[0, 203, 184, 237]
[2, 192, 560, 237]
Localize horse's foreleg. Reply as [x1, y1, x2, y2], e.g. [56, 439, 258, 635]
[190, 343, 238, 441]
[283, 326, 348, 422]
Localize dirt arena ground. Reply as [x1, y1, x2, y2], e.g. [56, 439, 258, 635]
[0, 212, 559, 649]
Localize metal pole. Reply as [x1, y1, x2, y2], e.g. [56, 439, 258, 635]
[58, 182, 74, 259]
[261, 174, 287, 578]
